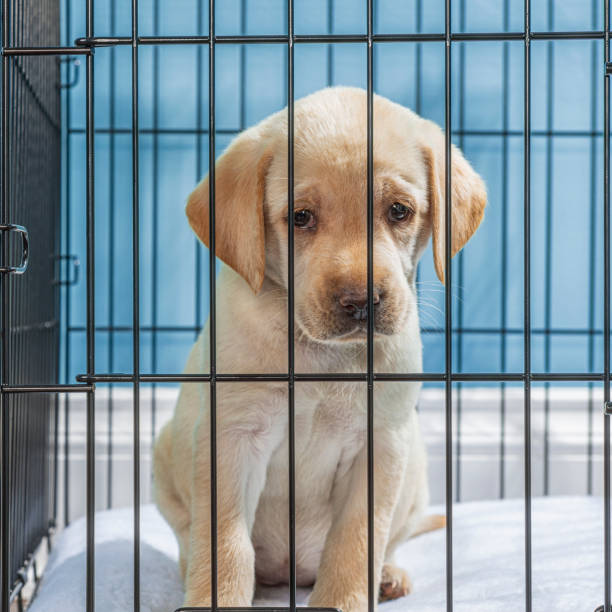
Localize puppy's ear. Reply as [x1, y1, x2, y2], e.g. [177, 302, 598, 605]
[186, 125, 273, 293]
[421, 121, 487, 284]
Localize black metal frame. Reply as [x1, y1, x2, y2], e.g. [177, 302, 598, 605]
[0, 1, 61, 610]
[1, 1, 612, 612]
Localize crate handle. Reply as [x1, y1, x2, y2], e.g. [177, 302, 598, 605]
[0, 224, 29, 274]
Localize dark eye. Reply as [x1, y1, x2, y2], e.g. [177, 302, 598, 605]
[388, 202, 412, 222]
[294, 209, 316, 229]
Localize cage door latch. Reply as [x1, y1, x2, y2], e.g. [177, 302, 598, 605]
[0, 224, 29, 274]
[605, 402, 612, 416]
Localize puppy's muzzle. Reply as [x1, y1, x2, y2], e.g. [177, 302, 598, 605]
[338, 288, 381, 321]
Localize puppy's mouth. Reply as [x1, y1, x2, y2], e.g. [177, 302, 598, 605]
[296, 311, 405, 344]
[333, 320, 398, 342]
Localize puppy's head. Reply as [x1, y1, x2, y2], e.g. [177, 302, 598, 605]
[186, 87, 486, 344]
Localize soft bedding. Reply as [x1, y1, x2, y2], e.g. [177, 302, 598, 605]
[29, 496, 603, 611]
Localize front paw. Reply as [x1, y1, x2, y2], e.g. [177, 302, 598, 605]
[309, 590, 370, 612]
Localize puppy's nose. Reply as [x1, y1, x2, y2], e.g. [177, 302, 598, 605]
[339, 289, 381, 321]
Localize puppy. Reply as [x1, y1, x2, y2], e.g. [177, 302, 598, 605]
[153, 87, 486, 611]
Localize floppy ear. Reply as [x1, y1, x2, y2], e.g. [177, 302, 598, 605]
[421, 123, 487, 284]
[186, 125, 273, 293]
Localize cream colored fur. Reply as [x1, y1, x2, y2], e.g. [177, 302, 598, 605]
[153, 87, 486, 611]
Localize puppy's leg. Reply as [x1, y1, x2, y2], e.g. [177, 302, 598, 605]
[153, 422, 191, 580]
[183, 385, 285, 608]
[309, 430, 407, 612]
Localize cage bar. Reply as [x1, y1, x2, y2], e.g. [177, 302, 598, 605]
[604, 0, 611, 609]
[523, 0, 533, 609]
[287, 0, 297, 611]
[366, 1, 375, 611]
[208, 0, 218, 609]
[444, 0, 454, 608]
[1, 0, 9, 609]
[85, 0, 96, 609]
[131, 0, 141, 607]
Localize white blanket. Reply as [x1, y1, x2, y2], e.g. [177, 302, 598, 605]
[30, 496, 604, 611]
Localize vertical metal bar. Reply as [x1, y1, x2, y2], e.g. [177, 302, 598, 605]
[444, 0, 454, 609]
[239, 0, 246, 130]
[150, 0, 160, 453]
[194, 0, 203, 344]
[415, 0, 422, 116]
[500, 0, 510, 500]
[604, 0, 611, 608]
[63, 390, 69, 524]
[63, 0, 72, 528]
[208, 0, 218, 609]
[326, 0, 333, 86]
[131, 0, 141, 608]
[107, 0, 116, 512]
[287, 0, 296, 610]
[523, 0, 533, 608]
[366, 2, 375, 611]
[85, 0, 96, 607]
[0, 0, 9, 608]
[543, 0, 554, 497]
[587, 0, 598, 497]
[455, 0, 465, 504]
[52, 393, 59, 525]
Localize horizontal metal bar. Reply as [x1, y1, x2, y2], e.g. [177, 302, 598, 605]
[68, 325, 203, 333]
[1, 384, 94, 393]
[530, 372, 604, 381]
[455, 129, 605, 138]
[63, 30, 606, 50]
[65, 127, 608, 139]
[2, 47, 91, 56]
[75, 37, 131, 47]
[530, 30, 604, 39]
[66, 324, 609, 336]
[67, 128, 241, 136]
[76, 372, 609, 383]
[76, 373, 134, 383]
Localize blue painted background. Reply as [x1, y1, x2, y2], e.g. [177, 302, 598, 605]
[59, 0, 606, 380]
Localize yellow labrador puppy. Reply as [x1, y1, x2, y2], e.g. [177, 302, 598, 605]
[153, 87, 486, 611]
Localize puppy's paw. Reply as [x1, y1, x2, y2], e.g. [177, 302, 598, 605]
[310, 594, 368, 612]
[309, 587, 369, 612]
[378, 563, 412, 603]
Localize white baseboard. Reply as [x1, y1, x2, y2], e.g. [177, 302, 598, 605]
[54, 385, 604, 524]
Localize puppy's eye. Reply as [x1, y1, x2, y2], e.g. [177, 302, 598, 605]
[294, 209, 316, 229]
[388, 202, 413, 223]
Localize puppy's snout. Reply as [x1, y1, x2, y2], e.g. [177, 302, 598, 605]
[338, 289, 381, 321]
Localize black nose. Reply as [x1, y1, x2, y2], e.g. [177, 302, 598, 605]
[339, 290, 381, 321]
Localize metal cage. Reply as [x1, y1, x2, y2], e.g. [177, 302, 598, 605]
[1, 0, 611, 611]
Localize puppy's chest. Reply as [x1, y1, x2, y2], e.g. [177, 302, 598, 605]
[296, 383, 367, 441]
[263, 389, 365, 505]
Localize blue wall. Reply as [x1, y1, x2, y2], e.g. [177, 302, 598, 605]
[60, 0, 606, 380]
